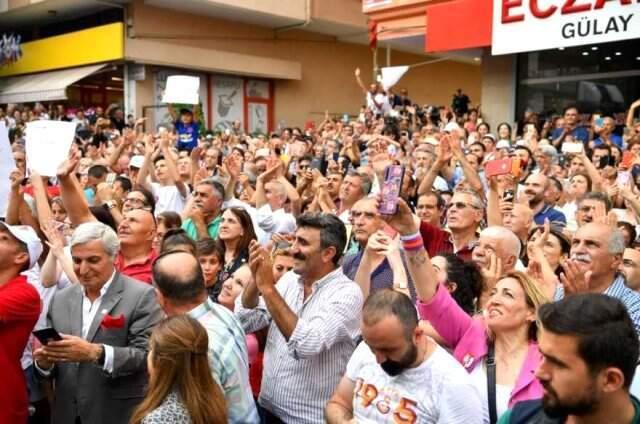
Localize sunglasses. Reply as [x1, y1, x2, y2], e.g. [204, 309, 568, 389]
[447, 201, 481, 211]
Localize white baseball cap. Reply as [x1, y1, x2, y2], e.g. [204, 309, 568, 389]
[0, 222, 43, 269]
[444, 122, 461, 133]
[129, 155, 145, 169]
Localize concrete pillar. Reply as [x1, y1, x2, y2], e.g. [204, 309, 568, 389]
[480, 47, 517, 130]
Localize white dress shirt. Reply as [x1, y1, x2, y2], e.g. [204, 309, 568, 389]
[35, 271, 116, 375]
[81, 271, 116, 373]
[235, 268, 363, 424]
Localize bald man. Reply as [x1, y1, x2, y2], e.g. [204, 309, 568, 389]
[115, 209, 158, 283]
[472, 226, 522, 307]
[472, 226, 521, 273]
[153, 251, 258, 423]
[503, 203, 534, 247]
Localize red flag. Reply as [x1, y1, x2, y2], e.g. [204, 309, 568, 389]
[368, 20, 377, 50]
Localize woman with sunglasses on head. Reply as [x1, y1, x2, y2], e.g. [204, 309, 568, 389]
[382, 197, 549, 423]
[130, 315, 227, 424]
[213, 208, 256, 301]
[271, 245, 294, 283]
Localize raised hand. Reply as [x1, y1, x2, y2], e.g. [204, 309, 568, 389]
[143, 134, 156, 156]
[435, 136, 453, 164]
[481, 252, 503, 294]
[560, 260, 592, 295]
[9, 168, 24, 190]
[364, 231, 392, 260]
[223, 154, 241, 180]
[248, 240, 276, 294]
[190, 146, 203, 162]
[41, 219, 66, 255]
[56, 150, 80, 179]
[378, 197, 419, 236]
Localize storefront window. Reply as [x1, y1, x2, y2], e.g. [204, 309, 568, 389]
[516, 39, 640, 122]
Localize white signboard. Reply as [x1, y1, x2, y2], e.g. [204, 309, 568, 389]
[0, 122, 15, 218]
[154, 70, 208, 129]
[492, 1, 640, 55]
[25, 120, 75, 177]
[212, 75, 244, 132]
[162, 75, 200, 105]
[248, 103, 268, 135]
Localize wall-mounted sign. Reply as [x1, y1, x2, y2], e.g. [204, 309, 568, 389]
[492, 0, 640, 55]
[0, 34, 22, 67]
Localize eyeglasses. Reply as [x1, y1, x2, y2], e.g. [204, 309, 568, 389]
[447, 201, 481, 211]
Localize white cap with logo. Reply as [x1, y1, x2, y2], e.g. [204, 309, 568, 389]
[0, 222, 43, 269]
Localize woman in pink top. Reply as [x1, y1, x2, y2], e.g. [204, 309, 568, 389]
[381, 198, 549, 421]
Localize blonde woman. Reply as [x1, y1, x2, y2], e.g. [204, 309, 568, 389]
[382, 198, 549, 423]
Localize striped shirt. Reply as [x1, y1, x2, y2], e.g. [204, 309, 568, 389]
[188, 299, 259, 424]
[235, 268, 364, 424]
[555, 275, 640, 335]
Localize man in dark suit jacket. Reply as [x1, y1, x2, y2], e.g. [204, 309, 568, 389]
[34, 222, 163, 424]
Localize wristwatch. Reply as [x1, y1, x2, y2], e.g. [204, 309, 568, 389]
[104, 200, 117, 210]
[94, 345, 106, 366]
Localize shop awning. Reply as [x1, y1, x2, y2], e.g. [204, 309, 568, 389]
[0, 64, 107, 103]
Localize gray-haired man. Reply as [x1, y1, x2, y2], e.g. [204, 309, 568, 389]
[556, 222, 640, 336]
[34, 222, 163, 424]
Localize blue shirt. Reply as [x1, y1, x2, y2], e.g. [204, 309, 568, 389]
[551, 126, 590, 143]
[555, 275, 640, 335]
[175, 120, 199, 150]
[593, 133, 623, 148]
[188, 299, 259, 423]
[534, 204, 566, 227]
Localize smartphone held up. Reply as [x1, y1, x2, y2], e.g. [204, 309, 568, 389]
[378, 165, 405, 215]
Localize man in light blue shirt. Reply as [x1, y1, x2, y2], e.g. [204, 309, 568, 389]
[153, 250, 258, 424]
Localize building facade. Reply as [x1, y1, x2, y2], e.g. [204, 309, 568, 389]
[0, 0, 482, 131]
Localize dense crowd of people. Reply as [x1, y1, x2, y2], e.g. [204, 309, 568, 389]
[2, 77, 640, 424]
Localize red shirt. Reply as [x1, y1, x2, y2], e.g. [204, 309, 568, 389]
[419, 221, 475, 262]
[115, 249, 158, 284]
[22, 184, 61, 198]
[0, 275, 41, 424]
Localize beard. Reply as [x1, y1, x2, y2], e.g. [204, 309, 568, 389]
[380, 342, 418, 377]
[541, 380, 599, 418]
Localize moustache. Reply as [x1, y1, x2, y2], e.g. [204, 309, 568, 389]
[293, 252, 306, 261]
[570, 253, 592, 263]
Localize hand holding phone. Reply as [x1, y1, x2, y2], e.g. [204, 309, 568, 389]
[485, 159, 513, 178]
[379, 165, 405, 215]
[33, 327, 63, 345]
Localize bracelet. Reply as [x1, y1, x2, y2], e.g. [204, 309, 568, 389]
[402, 236, 424, 252]
[399, 231, 421, 241]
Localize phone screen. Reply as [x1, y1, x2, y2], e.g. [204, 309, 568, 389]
[33, 328, 63, 345]
[379, 165, 405, 215]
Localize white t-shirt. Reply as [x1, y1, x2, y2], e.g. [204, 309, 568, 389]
[345, 341, 484, 423]
[256, 204, 296, 238]
[366, 92, 392, 116]
[469, 358, 513, 423]
[151, 182, 188, 215]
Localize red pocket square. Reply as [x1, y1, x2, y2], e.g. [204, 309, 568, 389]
[101, 314, 125, 329]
